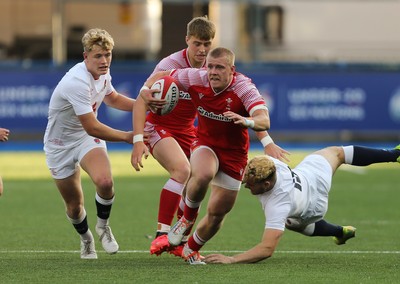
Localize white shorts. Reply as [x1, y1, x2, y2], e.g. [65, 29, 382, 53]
[286, 154, 332, 229]
[192, 145, 242, 191]
[44, 136, 107, 179]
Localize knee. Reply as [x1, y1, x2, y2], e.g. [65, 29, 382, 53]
[93, 176, 114, 192]
[66, 202, 85, 219]
[193, 172, 214, 188]
[170, 162, 191, 184]
[285, 218, 307, 233]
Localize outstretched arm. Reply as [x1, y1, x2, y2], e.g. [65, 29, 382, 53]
[104, 91, 135, 111]
[205, 228, 283, 264]
[223, 108, 270, 131]
[131, 95, 150, 171]
[255, 131, 290, 162]
[78, 112, 133, 144]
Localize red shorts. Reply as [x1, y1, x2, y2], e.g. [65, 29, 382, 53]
[144, 121, 196, 158]
[191, 139, 248, 181]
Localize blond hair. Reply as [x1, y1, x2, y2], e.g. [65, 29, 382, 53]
[208, 47, 235, 66]
[187, 16, 216, 41]
[243, 156, 276, 183]
[82, 28, 114, 53]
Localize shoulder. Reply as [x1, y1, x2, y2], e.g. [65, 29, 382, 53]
[155, 49, 188, 71]
[63, 63, 91, 84]
[270, 157, 291, 174]
[232, 72, 257, 93]
[57, 63, 90, 92]
[231, 72, 266, 111]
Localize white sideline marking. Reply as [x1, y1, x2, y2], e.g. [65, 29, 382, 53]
[0, 250, 399, 254]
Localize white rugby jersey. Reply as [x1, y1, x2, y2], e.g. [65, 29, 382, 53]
[256, 157, 311, 231]
[257, 155, 332, 231]
[43, 62, 114, 150]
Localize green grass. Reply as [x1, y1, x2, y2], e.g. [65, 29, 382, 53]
[0, 151, 399, 283]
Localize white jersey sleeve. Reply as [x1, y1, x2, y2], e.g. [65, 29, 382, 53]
[257, 158, 294, 231]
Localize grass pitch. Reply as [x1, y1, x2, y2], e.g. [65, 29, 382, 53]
[0, 150, 399, 283]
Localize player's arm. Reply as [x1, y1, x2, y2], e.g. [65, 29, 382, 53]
[255, 131, 290, 162]
[78, 112, 133, 144]
[223, 108, 270, 131]
[205, 228, 283, 264]
[131, 95, 150, 171]
[104, 91, 135, 111]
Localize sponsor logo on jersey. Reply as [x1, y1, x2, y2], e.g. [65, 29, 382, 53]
[197, 106, 231, 122]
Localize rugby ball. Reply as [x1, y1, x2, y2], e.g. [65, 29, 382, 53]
[150, 76, 179, 115]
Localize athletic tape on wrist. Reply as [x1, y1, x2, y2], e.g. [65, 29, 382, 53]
[244, 118, 255, 129]
[133, 134, 144, 144]
[261, 136, 274, 147]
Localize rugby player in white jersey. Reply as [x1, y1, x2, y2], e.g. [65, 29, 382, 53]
[205, 144, 400, 264]
[135, 47, 271, 264]
[43, 28, 160, 259]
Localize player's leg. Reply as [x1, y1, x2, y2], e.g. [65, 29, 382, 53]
[152, 137, 190, 236]
[182, 186, 238, 264]
[286, 219, 356, 245]
[80, 147, 118, 254]
[46, 144, 97, 259]
[185, 146, 218, 206]
[168, 146, 218, 247]
[315, 145, 400, 174]
[342, 144, 400, 165]
[55, 170, 97, 259]
[195, 185, 238, 244]
[149, 137, 190, 255]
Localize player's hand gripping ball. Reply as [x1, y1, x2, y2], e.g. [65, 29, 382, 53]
[151, 76, 179, 115]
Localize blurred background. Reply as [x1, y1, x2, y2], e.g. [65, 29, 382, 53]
[0, 0, 399, 150]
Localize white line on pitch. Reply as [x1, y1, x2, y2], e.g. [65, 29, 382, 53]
[0, 250, 399, 254]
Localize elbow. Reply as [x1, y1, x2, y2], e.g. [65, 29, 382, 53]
[264, 120, 271, 131]
[254, 246, 275, 263]
[259, 250, 274, 262]
[248, 252, 272, 264]
[248, 248, 274, 264]
[84, 125, 101, 138]
[254, 120, 270, 131]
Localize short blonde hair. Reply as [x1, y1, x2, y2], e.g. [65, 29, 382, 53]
[208, 47, 235, 66]
[82, 28, 114, 53]
[243, 156, 276, 183]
